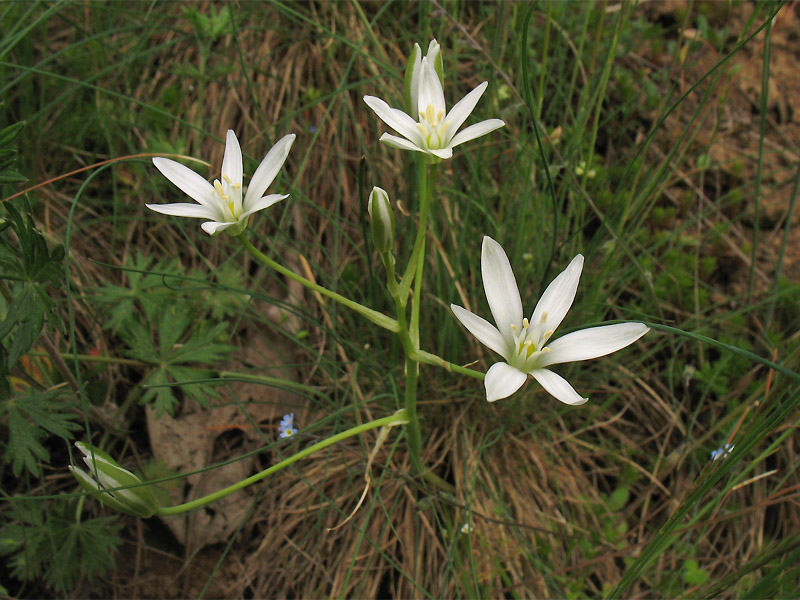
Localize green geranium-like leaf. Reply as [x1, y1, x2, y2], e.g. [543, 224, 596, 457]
[3, 388, 80, 477]
[0, 500, 122, 595]
[92, 253, 186, 333]
[122, 305, 232, 416]
[0, 203, 66, 377]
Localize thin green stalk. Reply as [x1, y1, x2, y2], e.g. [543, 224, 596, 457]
[645, 322, 800, 383]
[403, 356, 423, 476]
[218, 371, 325, 397]
[749, 14, 771, 298]
[521, 3, 558, 279]
[397, 160, 437, 482]
[157, 410, 409, 516]
[409, 163, 436, 346]
[413, 349, 485, 380]
[398, 161, 432, 301]
[392, 291, 424, 477]
[239, 234, 399, 333]
[535, 1, 552, 121]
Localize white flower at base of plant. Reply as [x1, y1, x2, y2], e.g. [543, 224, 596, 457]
[364, 40, 504, 161]
[451, 236, 649, 404]
[69, 441, 160, 517]
[148, 130, 295, 236]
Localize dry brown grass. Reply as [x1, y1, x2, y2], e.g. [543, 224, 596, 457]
[10, 1, 800, 597]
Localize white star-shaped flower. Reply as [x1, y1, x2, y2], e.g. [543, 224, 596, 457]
[364, 40, 504, 161]
[148, 130, 295, 236]
[451, 236, 649, 404]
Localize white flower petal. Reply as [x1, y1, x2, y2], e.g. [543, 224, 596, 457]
[541, 323, 650, 367]
[485, 362, 528, 402]
[530, 254, 584, 339]
[364, 96, 426, 147]
[426, 39, 441, 68]
[221, 130, 243, 187]
[530, 369, 588, 405]
[441, 81, 488, 143]
[407, 43, 422, 116]
[244, 133, 295, 207]
[481, 236, 523, 340]
[201, 220, 237, 236]
[240, 193, 288, 220]
[429, 147, 453, 160]
[450, 119, 506, 148]
[379, 133, 426, 153]
[417, 58, 446, 116]
[145, 202, 217, 220]
[451, 304, 508, 357]
[152, 157, 216, 209]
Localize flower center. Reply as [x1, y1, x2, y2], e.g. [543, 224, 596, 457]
[416, 103, 449, 149]
[509, 314, 553, 371]
[213, 174, 242, 220]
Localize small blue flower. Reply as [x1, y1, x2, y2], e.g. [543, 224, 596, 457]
[279, 413, 297, 438]
[710, 443, 734, 461]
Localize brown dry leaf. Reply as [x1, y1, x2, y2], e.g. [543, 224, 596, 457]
[148, 332, 302, 554]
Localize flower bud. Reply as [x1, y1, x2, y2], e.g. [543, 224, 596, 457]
[368, 186, 396, 254]
[69, 442, 160, 518]
[405, 39, 442, 117]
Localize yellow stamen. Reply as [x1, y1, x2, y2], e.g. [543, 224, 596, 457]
[426, 104, 436, 123]
[214, 180, 225, 197]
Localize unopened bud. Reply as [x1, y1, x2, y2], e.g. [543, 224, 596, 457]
[69, 441, 160, 518]
[368, 186, 396, 253]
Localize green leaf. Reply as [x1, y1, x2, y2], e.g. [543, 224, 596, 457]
[131, 305, 231, 415]
[139, 368, 179, 416]
[92, 253, 185, 333]
[0, 121, 25, 146]
[683, 558, 709, 586]
[606, 486, 630, 512]
[0, 171, 28, 184]
[0, 500, 122, 595]
[0, 202, 65, 374]
[3, 388, 80, 477]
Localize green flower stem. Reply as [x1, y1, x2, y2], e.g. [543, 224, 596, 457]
[391, 161, 440, 486]
[380, 251, 399, 297]
[398, 162, 435, 303]
[239, 235, 399, 333]
[217, 371, 325, 397]
[412, 349, 486, 380]
[157, 410, 409, 516]
[392, 294, 424, 476]
[403, 355, 424, 475]
[409, 164, 436, 346]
